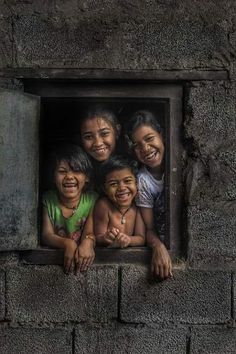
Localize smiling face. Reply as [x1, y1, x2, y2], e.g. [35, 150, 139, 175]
[54, 160, 88, 203]
[131, 124, 165, 170]
[104, 168, 137, 210]
[80, 117, 117, 162]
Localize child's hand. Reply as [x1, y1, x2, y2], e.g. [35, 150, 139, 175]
[151, 242, 172, 280]
[75, 238, 95, 273]
[116, 232, 131, 248]
[63, 239, 78, 274]
[104, 227, 120, 244]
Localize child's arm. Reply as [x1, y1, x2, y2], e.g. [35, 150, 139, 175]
[74, 209, 95, 273]
[140, 207, 172, 279]
[131, 208, 146, 245]
[93, 198, 118, 246]
[115, 208, 146, 247]
[42, 207, 77, 273]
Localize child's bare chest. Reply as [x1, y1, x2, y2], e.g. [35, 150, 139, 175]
[108, 207, 137, 235]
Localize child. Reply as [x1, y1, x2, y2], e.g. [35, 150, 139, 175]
[42, 144, 97, 273]
[79, 106, 120, 163]
[125, 110, 172, 279]
[93, 155, 145, 247]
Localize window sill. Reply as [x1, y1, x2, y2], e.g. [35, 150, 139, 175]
[20, 247, 152, 265]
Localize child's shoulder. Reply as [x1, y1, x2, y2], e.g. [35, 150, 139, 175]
[136, 166, 150, 182]
[137, 166, 148, 176]
[83, 190, 98, 198]
[42, 190, 57, 203]
[42, 190, 60, 210]
[81, 190, 99, 204]
[95, 196, 109, 206]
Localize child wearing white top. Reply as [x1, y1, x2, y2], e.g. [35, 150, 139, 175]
[125, 110, 172, 280]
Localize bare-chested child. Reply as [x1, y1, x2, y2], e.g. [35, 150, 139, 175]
[93, 155, 145, 248]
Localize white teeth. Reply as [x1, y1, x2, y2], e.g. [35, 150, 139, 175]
[116, 193, 130, 199]
[94, 147, 106, 152]
[145, 152, 156, 160]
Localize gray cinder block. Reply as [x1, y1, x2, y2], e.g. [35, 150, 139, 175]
[0, 16, 12, 68]
[0, 328, 72, 354]
[191, 327, 236, 354]
[0, 270, 5, 320]
[6, 265, 118, 323]
[234, 273, 236, 318]
[120, 266, 231, 324]
[75, 323, 187, 354]
[188, 204, 236, 262]
[185, 82, 236, 155]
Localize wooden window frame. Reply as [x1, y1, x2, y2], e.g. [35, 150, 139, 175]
[24, 80, 183, 257]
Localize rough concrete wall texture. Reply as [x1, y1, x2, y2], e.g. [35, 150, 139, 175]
[0, 0, 234, 72]
[6, 265, 118, 322]
[0, 270, 5, 320]
[191, 327, 236, 354]
[75, 323, 187, 354]
[120, 266, 231, 324]
[185, 82, 236, 264]
[0, 1, 236, 354]
[0, 328, 72, 354]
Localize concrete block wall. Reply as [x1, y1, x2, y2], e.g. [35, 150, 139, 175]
[0, 257, 235, 353]
[0, 1, 236, 353]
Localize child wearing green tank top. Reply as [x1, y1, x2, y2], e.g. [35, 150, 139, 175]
[42, 144, 97, 274]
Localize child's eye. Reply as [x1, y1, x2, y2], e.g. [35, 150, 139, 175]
[82, 134, 92, 140]
[58, 169, 67, 174]
[107, 182, 118, 188]
[101, 131, 110, 137]
[124, 178, 134, 184]
[146, 136, 154, 142]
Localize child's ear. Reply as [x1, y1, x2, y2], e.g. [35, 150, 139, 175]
[85, 176, 89, 183]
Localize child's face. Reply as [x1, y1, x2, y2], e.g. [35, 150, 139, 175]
[104, 168, 137, 209]
[80, 117, 116, 162]
[131, 124, 164, 169]
[54, 160, 88, 201]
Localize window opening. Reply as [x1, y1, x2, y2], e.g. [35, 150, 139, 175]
[25, 82, 182, 257]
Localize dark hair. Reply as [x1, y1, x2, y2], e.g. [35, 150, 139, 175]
[48, 143, 93, 184]
[98, 155, 138, 186]
[80, 105, 120, 135]
[124, 110, 163, 152]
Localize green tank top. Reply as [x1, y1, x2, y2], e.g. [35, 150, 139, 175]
[43, 190, 98, 244]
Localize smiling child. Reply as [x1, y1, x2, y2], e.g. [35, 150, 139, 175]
[93, 155, 145, 248]
[125, 110, 172, 279]
[80, 107, 120, 163]
[42, 144, 97, 273]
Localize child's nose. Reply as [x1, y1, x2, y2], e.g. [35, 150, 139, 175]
[66, 171, 74, 178]
[141, 142, 150, 152]
[94, 134, 103, 146]
[118, 181, 126, 190]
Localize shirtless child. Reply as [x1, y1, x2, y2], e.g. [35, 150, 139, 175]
[94, 155, 145, 248]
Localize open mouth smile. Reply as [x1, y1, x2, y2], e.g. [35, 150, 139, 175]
[93, 147, 108, 154]
[116, 192, 131, 201]
[143, 150, 161, 162]
[63, 182, 78, 189]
